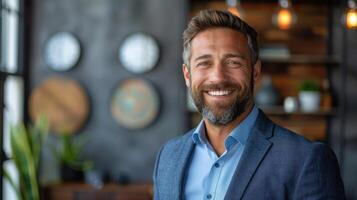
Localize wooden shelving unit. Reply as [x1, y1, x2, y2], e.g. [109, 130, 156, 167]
[261, 55, 340, 65]
[261, 106, 336, 116]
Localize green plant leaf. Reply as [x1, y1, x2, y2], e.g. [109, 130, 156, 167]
[8, 116, 49, 200]
[10, 124, 40, 200]
[299, 80, 320, 91]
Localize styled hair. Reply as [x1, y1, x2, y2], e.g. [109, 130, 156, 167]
[182, 9, 259, 67]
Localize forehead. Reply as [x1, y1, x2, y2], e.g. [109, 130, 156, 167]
[190, 28, 249, 59]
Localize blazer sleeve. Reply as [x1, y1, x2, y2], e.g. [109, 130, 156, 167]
[293, 143, 346, 200]
[152, 145, 164, 200]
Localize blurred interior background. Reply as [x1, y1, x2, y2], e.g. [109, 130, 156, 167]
[1, 0, 357, 199]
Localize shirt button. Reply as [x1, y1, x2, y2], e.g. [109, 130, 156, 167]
[207, 194, 212, 199]
[214, 163, 220, 168]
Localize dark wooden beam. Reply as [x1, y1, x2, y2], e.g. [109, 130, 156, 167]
[191, 0, 341, 5]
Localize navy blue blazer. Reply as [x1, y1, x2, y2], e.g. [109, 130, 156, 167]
[153, 110, 346, 200]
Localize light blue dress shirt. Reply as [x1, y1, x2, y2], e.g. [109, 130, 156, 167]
[184, 106, 259, 200]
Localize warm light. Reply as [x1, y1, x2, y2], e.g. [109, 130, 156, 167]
[277, 9, 293, 29]
[344, 0, 357, 29]
[346, 9, 357, 29]
[272, 0, 297, 30]
[226, 0, 245, 19]
[228, 6, 245, 19]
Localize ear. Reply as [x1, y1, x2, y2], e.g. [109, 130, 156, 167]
[253, 60, 261, 83]
[182, 64, 191, 87]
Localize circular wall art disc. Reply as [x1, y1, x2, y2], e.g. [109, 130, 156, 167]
[43, 32, 81, 71]
[118, 33, 160, 73]
[111, 79, 160, 130]
[29, 77, 89, 134]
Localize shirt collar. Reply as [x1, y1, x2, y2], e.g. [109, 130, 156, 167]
[192, 105, 259, 148]
[192, 120, 207, 144]
[229, 105, 259, 146]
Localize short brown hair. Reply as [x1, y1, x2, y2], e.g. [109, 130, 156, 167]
[183, 9, 259, 67]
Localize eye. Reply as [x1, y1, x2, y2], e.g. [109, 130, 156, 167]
[196, 61, 211, 68]
[225, 59, 242, 68]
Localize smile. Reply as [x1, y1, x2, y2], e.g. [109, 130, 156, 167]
[207, 90, 233, 96]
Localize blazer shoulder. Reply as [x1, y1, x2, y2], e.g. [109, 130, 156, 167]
[161, 129, 194, 153]
[270, 123, 339, 159]
[272, 124, 314, 145]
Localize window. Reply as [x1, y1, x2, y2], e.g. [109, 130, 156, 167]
[1, 0, 24, 199]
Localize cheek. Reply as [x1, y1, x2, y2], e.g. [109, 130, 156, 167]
[189, 71, 206, 87]
[231, 70, 250, 84]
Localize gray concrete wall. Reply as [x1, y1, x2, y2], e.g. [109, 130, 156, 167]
[29, 0, 188, 182]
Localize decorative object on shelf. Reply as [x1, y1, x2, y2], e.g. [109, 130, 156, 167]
[321, 78, 332, 108]
[43, 32, 81, 71]
[226, 0, 245, 19]
[4, 115, 49, 200]
[342, 0, 357, 29]
[118, 33, 160, 74]
[298, 80, 321, 112]
[114, 172, 131, 185]
[255, 75, 280, 107]
[29, 76, 90, 134]
[111, 78, 160, 130]
[84, 169, 107, 189]
[284, 96, 298, 113]
[259, 44, 290, 60]
[52, 134, 93, 183]
[272, 0, 297, 30]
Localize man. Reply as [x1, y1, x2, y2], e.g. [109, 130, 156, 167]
[153, 9, 345, 200]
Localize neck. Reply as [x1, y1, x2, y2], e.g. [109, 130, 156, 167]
[204, 103, 254, 156]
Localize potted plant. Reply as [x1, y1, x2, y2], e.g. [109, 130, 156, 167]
[298, 80, 321, 112]
[52, 133, 92, 182]
[3, 115, 49, 200]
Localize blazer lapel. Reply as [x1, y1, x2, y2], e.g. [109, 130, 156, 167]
[172, 132, 195, 200]
[224, 111, 274, 200]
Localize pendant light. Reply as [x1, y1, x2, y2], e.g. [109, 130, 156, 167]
[272, 0, 297, 30]
[226, 0, 245, 19]
[343, 0, 357, 29]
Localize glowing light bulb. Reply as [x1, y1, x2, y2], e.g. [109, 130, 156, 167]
[277, 9, 293, 29]
[272, 0, 297, 30]
[272, 8, 296, 30]
[346, 9, 357, 29]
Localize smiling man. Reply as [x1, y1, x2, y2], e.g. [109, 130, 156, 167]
[153, 10, 345, 200]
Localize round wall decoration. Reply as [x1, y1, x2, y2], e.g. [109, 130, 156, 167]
[118, 33, 160, 73]
[43, 32, 81, 71]
[111, 78, 160, 130]
[29, 77, 89, 134]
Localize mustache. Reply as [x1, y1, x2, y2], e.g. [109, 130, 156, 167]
[199, 82, 241, 91]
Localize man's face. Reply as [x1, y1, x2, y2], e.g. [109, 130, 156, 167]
[183, 28, 261, 125]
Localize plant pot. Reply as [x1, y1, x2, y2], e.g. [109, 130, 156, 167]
[60, 165, 84, 182]
[298, 91, 321, 112]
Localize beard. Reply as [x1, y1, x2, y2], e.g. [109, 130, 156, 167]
[189, 78, 253, 126]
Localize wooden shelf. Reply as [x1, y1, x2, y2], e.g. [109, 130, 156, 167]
[43, 183, 152, 200]
[188, 106, 336, 117]
[261, 106, 336, 116]
[260, 55, 340, 65]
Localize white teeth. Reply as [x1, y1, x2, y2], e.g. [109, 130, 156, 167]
[208, 90, 231, 96]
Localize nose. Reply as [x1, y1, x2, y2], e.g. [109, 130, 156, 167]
[208, 63, 227, 83]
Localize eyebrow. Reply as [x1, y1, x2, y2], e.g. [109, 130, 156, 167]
[193, 53, 248, 63]
[193, 55, 212, 62]
[223, 53, 247, 60]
